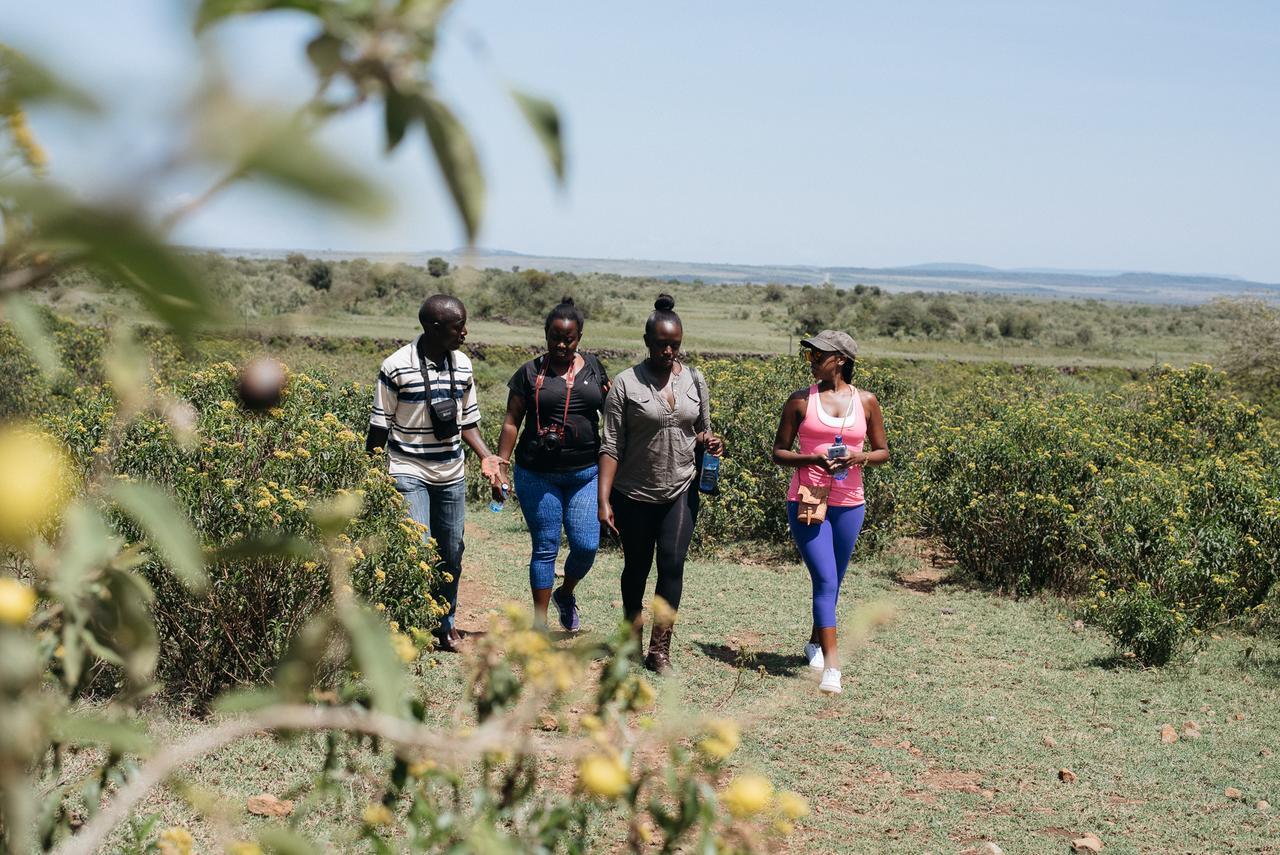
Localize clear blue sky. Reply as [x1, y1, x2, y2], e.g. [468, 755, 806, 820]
[7, 1, 1280, 281]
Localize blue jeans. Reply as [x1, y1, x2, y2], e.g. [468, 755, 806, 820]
[394, 475, 466, 639]
[513, 464, 600, 591]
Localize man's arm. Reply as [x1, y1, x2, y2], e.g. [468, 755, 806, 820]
[461, 425, 506, 498]
[366, 425, 389, 455]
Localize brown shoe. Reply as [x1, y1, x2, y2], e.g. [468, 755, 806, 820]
[644, 624, 674, 675]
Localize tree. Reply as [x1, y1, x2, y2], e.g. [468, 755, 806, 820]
[305, 260, 332, 291]
[427, 256, 449, 278]
[1219, 298, 1280, 405]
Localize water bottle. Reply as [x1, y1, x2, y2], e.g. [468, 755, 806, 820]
[489, 484, 508, 513]
[698, 452, 721, 494]
[829, 435, 849, 482]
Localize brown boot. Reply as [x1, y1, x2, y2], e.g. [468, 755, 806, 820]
[644, 623, 674, 675]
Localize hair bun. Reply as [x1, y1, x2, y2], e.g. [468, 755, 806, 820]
[559, 296, 575, 307]
[654, 293, 676, 311]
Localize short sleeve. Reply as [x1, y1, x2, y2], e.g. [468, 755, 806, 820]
[506, 359, 535, 399]
[371, 361, 398, 428]
[459, 372, 480, 427]
[599, 374, 626, 461]
[591, 354, 610, 388]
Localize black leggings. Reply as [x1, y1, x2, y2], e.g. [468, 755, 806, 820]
[612, 487, 700, 621]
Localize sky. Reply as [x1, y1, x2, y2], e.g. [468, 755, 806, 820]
[6, 1, 1280, 282]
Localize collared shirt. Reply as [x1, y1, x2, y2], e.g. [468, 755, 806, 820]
[600, 361, 710, 503]
[371, 336, 480, 485]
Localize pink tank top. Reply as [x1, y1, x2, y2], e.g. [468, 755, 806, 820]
[786, 384, 867, 507]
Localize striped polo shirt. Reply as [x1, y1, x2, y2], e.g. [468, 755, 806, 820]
[370, 336, 480, 484]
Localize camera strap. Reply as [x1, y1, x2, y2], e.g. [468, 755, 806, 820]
[418, 341, 458, 419]
[533, 355, 578, 435]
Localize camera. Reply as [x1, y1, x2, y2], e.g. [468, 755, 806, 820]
[532, 424, 565, 454]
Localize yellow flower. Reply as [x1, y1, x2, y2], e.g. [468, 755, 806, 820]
[158, 827, 194, 855]
[578, 753, 629, 798]
[773, 819, 795, 835]
[362, 803, 394, 826]
[0, 579, 38, 625]
[698, 718, 740, 760]
[776, 790, 809, 819]
[720, 773, 774, 817]
[0, 426, 72, 545]
[391, 632, 417, 663]
[225, 843, 263, 855]
[375, 569, 386, 581]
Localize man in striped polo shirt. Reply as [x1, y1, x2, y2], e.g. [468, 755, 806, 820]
[367, 294, 505, 651]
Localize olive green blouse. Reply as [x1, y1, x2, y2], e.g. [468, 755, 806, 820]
[600, 361, 710, 503]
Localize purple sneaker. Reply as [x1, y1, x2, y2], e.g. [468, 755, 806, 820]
[551, 586, 580, 632]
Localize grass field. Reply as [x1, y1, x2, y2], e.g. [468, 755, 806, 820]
[101, 510, 1279, 854]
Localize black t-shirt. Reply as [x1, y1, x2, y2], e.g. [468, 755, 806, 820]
[508, 353, 610, 472]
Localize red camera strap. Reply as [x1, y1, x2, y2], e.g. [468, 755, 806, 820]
[533, 356, 578, 435]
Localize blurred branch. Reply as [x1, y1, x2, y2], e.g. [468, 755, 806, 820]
[54, 702, 548, 855]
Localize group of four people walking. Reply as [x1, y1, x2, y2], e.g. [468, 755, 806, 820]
[367, 292, 888, 695]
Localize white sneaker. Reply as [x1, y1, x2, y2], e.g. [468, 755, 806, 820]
[819, 667, 842, 694]
[804, 643, 824, 671]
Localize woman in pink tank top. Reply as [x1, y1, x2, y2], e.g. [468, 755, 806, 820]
[771, 330, 890, 695]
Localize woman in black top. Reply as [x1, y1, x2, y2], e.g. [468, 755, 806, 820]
[496, 298, 610, 631]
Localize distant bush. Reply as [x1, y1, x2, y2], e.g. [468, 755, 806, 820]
[0, 311, 108, 419]
[306, 260, 333, 291]
[472, 268, 614, 325]
[43, 363, 444, 704]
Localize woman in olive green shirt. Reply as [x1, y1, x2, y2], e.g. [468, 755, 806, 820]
[598, 294, 724, 674]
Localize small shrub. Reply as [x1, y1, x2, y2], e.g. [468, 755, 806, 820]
[44, 363, 444, 704]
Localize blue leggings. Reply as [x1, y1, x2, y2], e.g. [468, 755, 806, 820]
[514, 464, 600, 591]
[787, 502, 866, 629]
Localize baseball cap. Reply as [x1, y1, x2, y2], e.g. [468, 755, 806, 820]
[799, 329, 858, 361]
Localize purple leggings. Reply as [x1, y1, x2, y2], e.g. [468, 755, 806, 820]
[787, 502, 866, 629]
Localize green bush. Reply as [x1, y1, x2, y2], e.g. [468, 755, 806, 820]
[43, 362, 444, 704]
[909, 363, 1280, 663]
[0, 311, 107, 419]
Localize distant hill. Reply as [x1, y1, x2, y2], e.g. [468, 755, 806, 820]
[204, 247, 1280, 305]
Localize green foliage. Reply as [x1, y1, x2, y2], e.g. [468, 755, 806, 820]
[0, 309, 107, 418]
[426, 256, 449, 278]
[907, 364, 1280, 663]
[470, 268, 616, 326]
[306, 259, 333, 291]
[43, 363, 444, 703]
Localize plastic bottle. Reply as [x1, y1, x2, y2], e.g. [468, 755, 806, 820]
[489, 484, 508, 513]
[830, 435, 848, 482]
[698, 452, 721, 494]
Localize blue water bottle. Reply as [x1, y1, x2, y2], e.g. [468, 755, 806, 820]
[829, 435, 848, 482]
[489, 484, 508, 513]
[698, 452, 721, 494]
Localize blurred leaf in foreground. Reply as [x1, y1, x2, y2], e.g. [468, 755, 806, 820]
[511, 88, 565, 183]
[110, 481, 207, 594]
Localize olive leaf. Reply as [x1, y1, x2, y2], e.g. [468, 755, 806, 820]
[110, 481, 207, 593]
[420, 95, 485, 245]
[511, 88, 565, 182]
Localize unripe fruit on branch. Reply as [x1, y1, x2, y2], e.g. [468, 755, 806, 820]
[237, 358, 287, 412]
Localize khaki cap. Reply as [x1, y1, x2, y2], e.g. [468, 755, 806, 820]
[800, 329, 858, 361]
